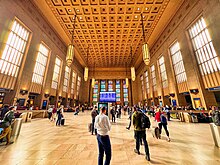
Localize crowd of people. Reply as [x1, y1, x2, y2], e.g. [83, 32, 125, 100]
[1, 102, 219, 165]
[89, 104, 173, 164]
[91, 104, 220, 164]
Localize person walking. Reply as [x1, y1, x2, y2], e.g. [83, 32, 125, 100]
[155, 108, 170, 141]
[91, 107, 98, 135]
[74, 106, 80, 115]
[126, 107, 133, 130]
[110, 107, 116, 123]
[52, 105, 57, 122]
[159, 112, 170, 142]
[47, 105, 53, 121]
[95, 107, 111, 165]
[0, 104, 9, 120]
[118, 106, 121, 118]
[132, 107, 151, 161]
[0, 106, 16, 145]
[56, 105, 64, 126]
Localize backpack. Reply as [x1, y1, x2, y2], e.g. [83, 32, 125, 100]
[140, 112, 151, 129]
[160, 114, 167, 124]
[57, 108, 61, 114]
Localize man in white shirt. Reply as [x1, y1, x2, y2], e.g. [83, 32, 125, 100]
[94, 106, 111, 165]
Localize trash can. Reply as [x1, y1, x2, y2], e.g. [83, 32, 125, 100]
[209, 123, 220, 147]
[11, 118, 23, 139]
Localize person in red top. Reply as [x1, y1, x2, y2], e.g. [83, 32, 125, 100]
[155, 108, 170, 141]
[155, 108, 162, 122]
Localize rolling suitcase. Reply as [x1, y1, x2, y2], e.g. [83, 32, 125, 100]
[154, 127, 160, 139]
[61, 118, 65, 125]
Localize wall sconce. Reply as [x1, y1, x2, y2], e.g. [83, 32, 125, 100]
[44, 93, 50, 98]
[190, 89, 199, 94]
[125, 78, 129, 88]
[169, 93, 175, 97]
[84, 47, 89, 81]
[20, 89, 28, 95]
[91, 78, 95, 88]
[0, 92, 5, 96]
[84, 67, 88, 81]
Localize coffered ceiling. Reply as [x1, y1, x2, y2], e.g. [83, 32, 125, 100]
[33, 0, 184, 68]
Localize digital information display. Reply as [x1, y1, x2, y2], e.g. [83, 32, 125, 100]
[99, 92, 116, 102]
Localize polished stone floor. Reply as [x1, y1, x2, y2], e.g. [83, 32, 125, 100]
[0, 111, 219, 165]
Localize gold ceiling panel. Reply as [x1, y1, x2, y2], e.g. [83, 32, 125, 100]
[44, 0, 171, 67]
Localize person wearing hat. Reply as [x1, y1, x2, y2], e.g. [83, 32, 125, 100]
[0, 106, 16, 145]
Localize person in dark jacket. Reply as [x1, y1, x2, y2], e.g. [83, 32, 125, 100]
[110, 107, 116, 123]
[126, 107, 133, 130]
[91, 107, 98, 135]
[0, 106, 16, 145]
[0, 104, 9, 120]
[132, 107, 150, 161]
[56, 106, 64, 126]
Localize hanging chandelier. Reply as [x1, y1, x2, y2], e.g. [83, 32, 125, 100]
[125, 62, 129, 88]
[125, 78, 129, 88]
[84, 47, 89, 81]
[66, 15, 77, 67]
[131, 67, 136, 81]
[141, 13, 150, 66]
[130, 46, 136, 81]
[84, 67, 88, 81]
[91, 78, 95, 88]
[91, 60, 96, 88]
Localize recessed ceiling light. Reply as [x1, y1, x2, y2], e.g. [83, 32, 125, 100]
[80, 17, 82, 19]
[145, 7, 148, 10]
[135, 15, 138, 18]
[137, 8, 140, 10]
[68, 9, 72, 12]
[76, 9, 80, 12]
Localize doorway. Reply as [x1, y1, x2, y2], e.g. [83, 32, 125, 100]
[185, 95, 192, 106]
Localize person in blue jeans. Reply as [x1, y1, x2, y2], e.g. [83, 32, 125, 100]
[95, 107, 111, 165]
[56, 106, 64, 126]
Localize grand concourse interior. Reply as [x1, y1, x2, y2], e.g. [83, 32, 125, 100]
[0, 0, 220, 164]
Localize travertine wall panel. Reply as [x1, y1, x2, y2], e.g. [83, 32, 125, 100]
[135, 0, 220, 108]
[0, 0, 83, 107]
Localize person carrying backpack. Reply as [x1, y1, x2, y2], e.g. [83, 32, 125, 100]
[159, 112, 170, 142]
[132, 107, 151, 161]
